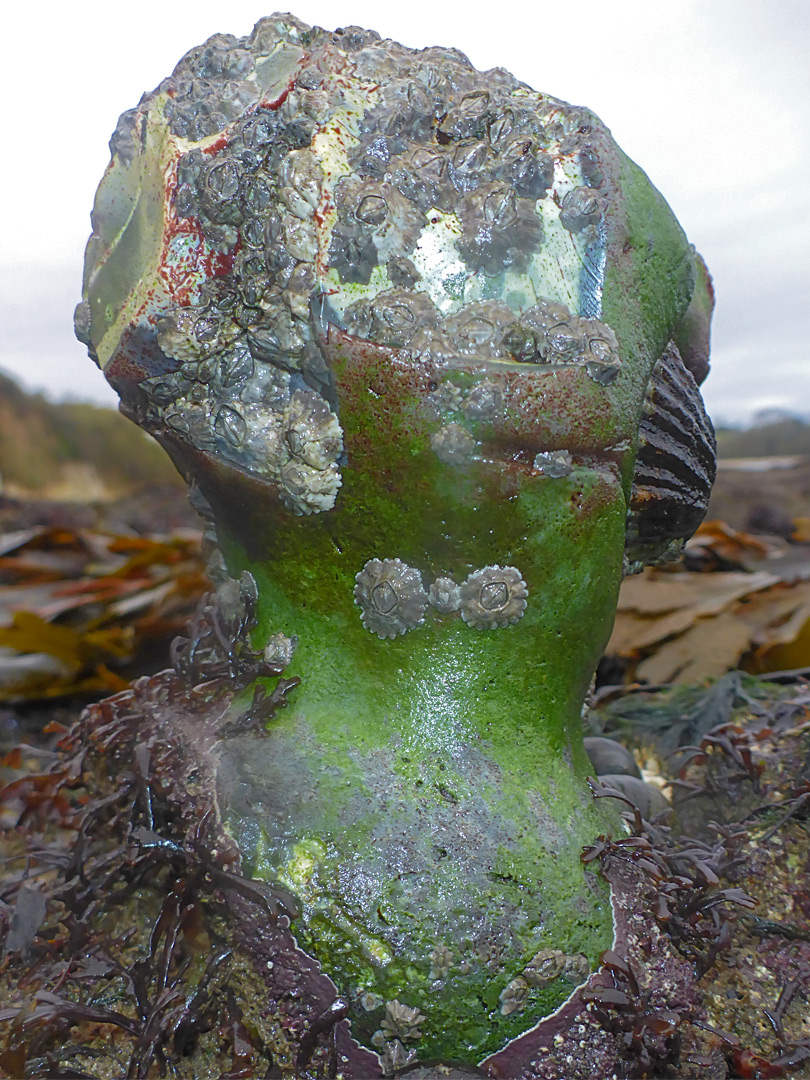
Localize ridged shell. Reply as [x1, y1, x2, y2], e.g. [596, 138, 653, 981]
[625, 341, 717, 566]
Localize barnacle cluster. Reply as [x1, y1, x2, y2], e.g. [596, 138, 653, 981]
[498, 948, 590, 1016]
[355, 560, 528, 635]
[79, 14, 623, 516]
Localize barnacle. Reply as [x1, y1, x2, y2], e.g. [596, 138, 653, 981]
[278, 460, 342, 515]
[278, 149, 323, 220]
[354, 559, 428, 638]
[427, 578, 460, 615]
[430, 423, 476, 465]
[463, 380, 503, 422]
[562, 952, 590, 983]
[328, 221, 378, 284]
[456, 181, 543, 276]
[279, 390, 342, 471]
[523, 947, 566, 987]
[344, 288, 439, 350]
[493, 138, 554, 200]
[335, 177, 424, 263]
[443, 301, 514, 359]
[428, 944, 454, 980]
[447, 140, 492, 195]
[534, 450, 573, 478]
[263, 632, 297, 669]
[459, 565, 528, 629]
[560, 186, 605, 234]
[499, 976, 529, 1016]
[429, 381, 465, 415]
[380, 999, 427, 1042]
[388, 145, 454, 211]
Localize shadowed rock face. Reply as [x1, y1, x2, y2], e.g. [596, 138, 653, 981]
[76, 13, 715, 1069]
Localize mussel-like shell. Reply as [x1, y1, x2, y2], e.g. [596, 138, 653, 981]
[625, 340, 717, 566]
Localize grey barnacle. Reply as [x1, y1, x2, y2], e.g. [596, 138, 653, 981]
[274, 390, 343, 515]
[280, 390, 342, 470]
[522, 947, 566, 987]
[430, 422, 476, 465]
[559, 186, 605, 234]
[354, 559, 429, 639]
[428, 577, 460, 615]
[533, 449, 573, 478]
[499, 976, 529, 1016]
[459, 565, 528, 629]
[380, 999, 427, 1042]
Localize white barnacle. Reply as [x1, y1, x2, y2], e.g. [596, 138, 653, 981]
[280, 390, 343, 471]
[459, 565, 528, 629]
[533, 449, 573, 478]
[428, 944, 454, 981]
[430, 422, 476, 465]
[381, 999, 426, 1042]
[354, 558, 428, 638]
[276, 390, 344, 514]
[499, 976, 529, 1016]
[263, 632, 298, 669]
[428, 577, 460, 615]
[279, 460, 342, 515]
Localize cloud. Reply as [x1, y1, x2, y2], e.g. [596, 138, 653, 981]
[0, 0, 806, 424]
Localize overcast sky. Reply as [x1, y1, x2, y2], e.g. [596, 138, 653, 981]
[1, 0, 807, 425]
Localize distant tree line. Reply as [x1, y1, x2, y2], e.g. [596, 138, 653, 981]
[0, 372, 181, 495]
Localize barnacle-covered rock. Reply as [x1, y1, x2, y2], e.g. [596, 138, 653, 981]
[77, 12, 717, 1071]
[459, 566, 528, 630]
[354, 558, 429, 638]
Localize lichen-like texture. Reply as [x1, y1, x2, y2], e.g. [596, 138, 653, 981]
[76, 12, 717, 1071]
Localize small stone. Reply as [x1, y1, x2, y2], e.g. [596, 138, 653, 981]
[583, 736, 641, 779]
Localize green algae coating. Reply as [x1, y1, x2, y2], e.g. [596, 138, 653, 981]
[210, 145, 701, 1061]
[216, 440, 623, 1059]
[78, 20, 707, 1060]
